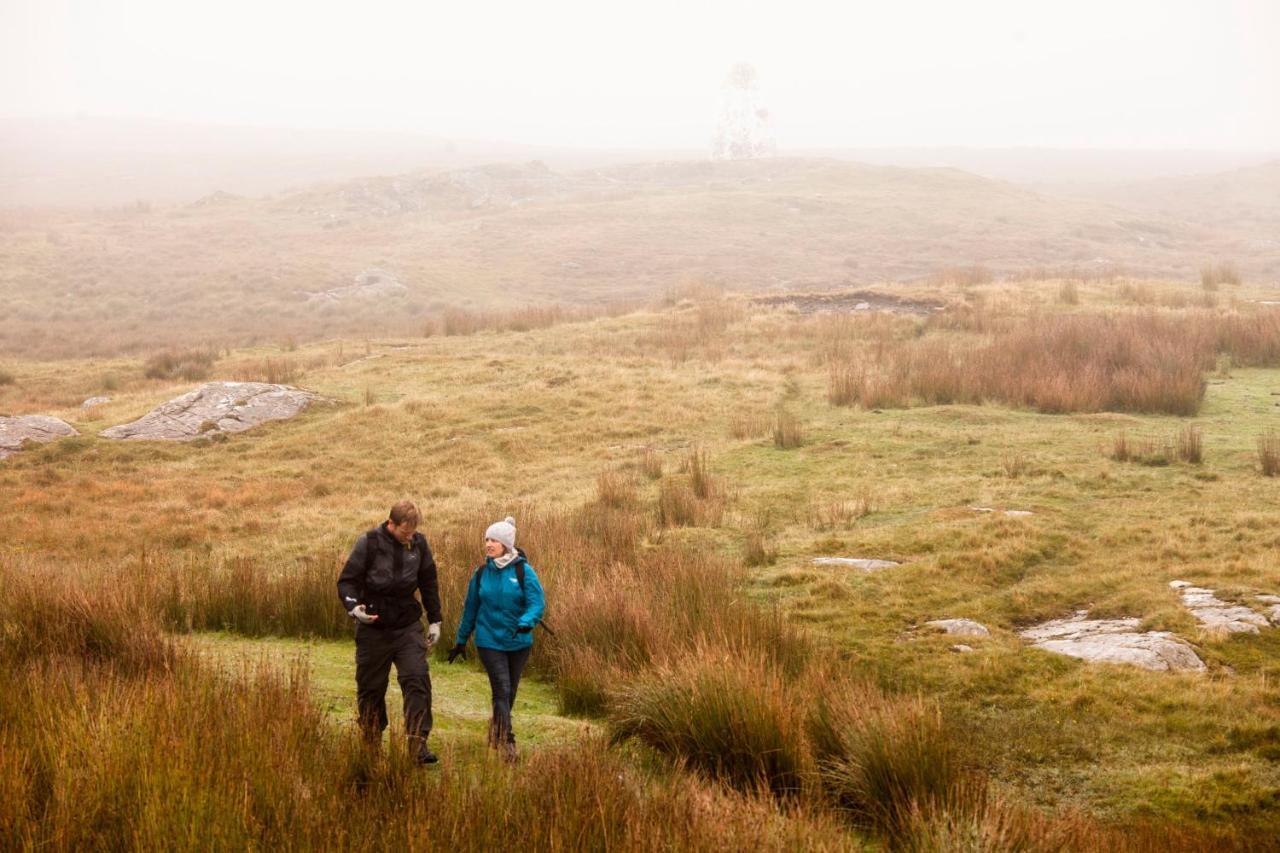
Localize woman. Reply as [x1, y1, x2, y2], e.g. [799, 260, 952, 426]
[447, 516, 546, 763]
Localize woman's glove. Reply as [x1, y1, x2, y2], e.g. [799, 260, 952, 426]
[446, 644, 467, 664]
[426, 622, 441, 647]
[350, 604, 378, 625]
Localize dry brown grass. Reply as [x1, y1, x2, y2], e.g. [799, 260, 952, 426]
[827, 311, 1280, 416]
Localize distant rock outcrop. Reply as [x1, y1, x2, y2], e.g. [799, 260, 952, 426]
[0, 415, 78, 460]
[1020, 611, 1205, 672]
[100, 382, 322, 442]
[306, 268, 407, 304]
[81, 396, 111, 408]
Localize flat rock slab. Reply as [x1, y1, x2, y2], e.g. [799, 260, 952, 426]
[971, 507, 1035, 517]
[812, 557, 900, 571]
[1169, 580, 1269, 634]
[81, 396, 111, 408]
[1020, 611, 1205, 672]
[927, 618, 991, 637]
[1257, 595, 1280, 625]
[0, 415, 79, 460]
[101, 382, 323, 442]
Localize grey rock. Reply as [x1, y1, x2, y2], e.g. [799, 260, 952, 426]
[1169, 580, 1269, 634]
[1020, 611, 1206, 672]
[971, 506, 1034, 517]
[81, 396, 111, 408]
[927, 618, 991, 637]
[812, 557, 900, 571]
[0, 415, 78, 460]
[306, 268, 407, 304]
[100, 382, 322, 442]
[1257, 596, 1280, 625]
[950, 644, 975, 653]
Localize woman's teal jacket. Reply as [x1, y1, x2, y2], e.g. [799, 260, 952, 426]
[455, 553, 546, 652]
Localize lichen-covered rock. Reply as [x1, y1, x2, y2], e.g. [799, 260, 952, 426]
[0, 415, 78, 460]
[100, 382, 322, 442]
[1169, 580, 1269, 634]
[927, 618, 991, 637]
[1020, 611, 1205, 672]
[812, 557, 900, 571]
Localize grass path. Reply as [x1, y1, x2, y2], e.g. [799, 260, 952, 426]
[189, 632, 594, 751]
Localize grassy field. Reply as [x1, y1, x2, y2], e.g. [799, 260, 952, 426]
[4, 156, 1276, 359]
[3, 277, 1280, 849]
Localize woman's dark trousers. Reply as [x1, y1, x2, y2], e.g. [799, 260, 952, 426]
[476, 646, 532, 747]
[355, 622, 433, 745]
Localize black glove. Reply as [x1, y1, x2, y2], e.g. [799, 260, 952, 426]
[446, 644, 467, 663]
[515, 624, 533, 634]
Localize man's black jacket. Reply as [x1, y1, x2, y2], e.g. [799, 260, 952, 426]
[336, 523, 442, 630]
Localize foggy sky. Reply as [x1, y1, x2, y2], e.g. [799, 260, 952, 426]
[2, 0, 1277, 152]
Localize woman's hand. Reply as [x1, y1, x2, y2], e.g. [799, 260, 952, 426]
[446, 644, 467, 663]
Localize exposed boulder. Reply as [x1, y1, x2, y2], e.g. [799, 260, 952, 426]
[306, 268, 407, 304]
[0, 415, 78, 460]
[1020, 611, 1205, 673]
[971, 507, 1035, 517]
[927, 618, 991, 637]
[81, 396, 111, 408]
[812, 557, 900, 571]
[100, 382, 322, 442]
[1169, 580, 1270, 634]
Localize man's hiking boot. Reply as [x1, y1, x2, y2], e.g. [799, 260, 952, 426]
[415, 744, 439, 765]
[501, 741, 518, 765]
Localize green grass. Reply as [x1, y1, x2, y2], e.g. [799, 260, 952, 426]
[188, 632, 592, 749]
[5, 285, 1280, 844]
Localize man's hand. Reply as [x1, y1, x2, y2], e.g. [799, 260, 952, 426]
[515, 624, 533, 635]
[446, 644, 467, 664]
[426, 622, 442, 647]
[350, 604, 379, 625]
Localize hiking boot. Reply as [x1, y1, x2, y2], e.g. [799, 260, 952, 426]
[501, 741, 518, 765]
[415, 743, 439, 765]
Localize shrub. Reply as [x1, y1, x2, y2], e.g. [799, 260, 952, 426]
[0, 368, 14, 386]
[1057, 280, 1079, 305]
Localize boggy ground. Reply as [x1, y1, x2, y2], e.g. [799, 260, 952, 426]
[2, 276, 1280, 848]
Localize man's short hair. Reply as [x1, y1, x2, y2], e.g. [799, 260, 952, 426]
[389, 500, 420, 526]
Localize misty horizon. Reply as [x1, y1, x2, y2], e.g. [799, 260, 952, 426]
[2, 0, 1277, 153]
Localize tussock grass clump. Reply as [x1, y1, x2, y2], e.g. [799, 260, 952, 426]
[639, 446, 663, 480]
[0, 556, 177, 674]
[609, 651, 810, 798]
[772, 409, 804, 449]
[142, 346, 217, 381]
[808, 679, 967, 840]
[1057, 280, 1080, 305]
[1259, 431, 1280, 477]
[1201, 261, 1242, 290]
[1176, 424, 1203, 464]
[0, 367, 14, 386]
[828, 311, 1280, 416]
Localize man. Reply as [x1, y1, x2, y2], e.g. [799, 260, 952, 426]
[336, 500, 443, 765]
